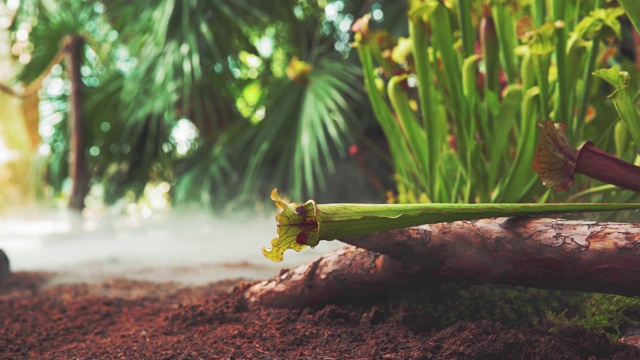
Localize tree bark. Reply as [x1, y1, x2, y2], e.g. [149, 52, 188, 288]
[64, 35, 90, 210]
[243, 245, 414, 308]
[243, 217, 640, 308]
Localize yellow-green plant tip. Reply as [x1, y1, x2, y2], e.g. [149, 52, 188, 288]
[593, 66, 640, 154]
[593, 67, 630, 95]
[262, 189, 319, 262]
[391, 37, 413, 64]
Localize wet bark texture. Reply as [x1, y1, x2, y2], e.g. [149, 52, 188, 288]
[245, 217, 640, 308]
[64, 35, 90, 210]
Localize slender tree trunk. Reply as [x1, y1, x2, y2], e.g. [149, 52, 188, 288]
[244, 217, 640, 308]
[64, 35, 90, 210]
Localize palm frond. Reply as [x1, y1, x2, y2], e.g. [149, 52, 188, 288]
[241, 56, 362, 199]
[16, 0, 382, 208]
[115, 0, 264, 135]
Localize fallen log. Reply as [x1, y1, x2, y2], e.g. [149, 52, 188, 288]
[243, 245, 415, 308]
[243, 217, 640, 308]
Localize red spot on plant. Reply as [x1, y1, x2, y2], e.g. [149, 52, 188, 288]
[295, 232, 309, 244]
[349, 144, 359, 157]
[295, 205, 307, 216]
[447, 134, 458, 153]
[294, 218, 318, 245]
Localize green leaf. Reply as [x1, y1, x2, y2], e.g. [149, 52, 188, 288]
[263, 189, 640, 262]
[408, 0, 438, 22]
[387, 75, 429, 187]
[571, 8, 625, 41]
[411, 17, 446, 196]
[491, 3, 518, 83]
[619, 0, 640, 35]
[614, 120, 630, 159]
[593, 67, 640, 154]
[493, 86, 540, 202]
[355, 42, 423, 194]
[593, 67, 630, 91]
[528, 23, 557, 56]
[527, 23, 556, 118]
[241, 56, 362, 199]
[489, 85, 523, 181]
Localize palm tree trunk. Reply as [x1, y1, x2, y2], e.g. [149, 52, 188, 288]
[64, 35, 90, 210]
[244, 217, 640, 308]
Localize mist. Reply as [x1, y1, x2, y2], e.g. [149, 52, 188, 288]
[0, 208, 344, 285]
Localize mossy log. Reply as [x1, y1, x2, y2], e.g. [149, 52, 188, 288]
[243, 217, 640, 308]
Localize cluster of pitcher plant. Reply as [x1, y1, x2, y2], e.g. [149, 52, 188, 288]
[351, 0, 640, 205]
[263, 0, 640, 262]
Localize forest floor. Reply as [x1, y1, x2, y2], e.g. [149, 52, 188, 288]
[3, 271, 640, 359]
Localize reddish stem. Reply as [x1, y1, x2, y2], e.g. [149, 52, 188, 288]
[574, 142, 640, 192]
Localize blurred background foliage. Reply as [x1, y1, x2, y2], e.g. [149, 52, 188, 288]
[0, 0, 408, 213]
[0, 0, 639, 214]
[355, 0, 640, 206]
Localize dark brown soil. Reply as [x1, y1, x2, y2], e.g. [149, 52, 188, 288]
[2, 271, 640, 359]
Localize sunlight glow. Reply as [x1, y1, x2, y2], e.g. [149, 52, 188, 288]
[115, 46, 136, 74]
[325, 3, 337, 21]
[338, 16, 353, 33]
[46, 77, 67, 97]
[6, 0, 19, 11]
[38, 144, 51, 156]
[243, 52, 262, 68]
[94, 2, 105, 14]
[38, 111, 63, 139]
[372, 9, 384, 21]
[371, 3, 385, 22]
[0, 16, 11, 29]
[255, 34, 274, 58]
[16, 28, 27, 41]
[51, 64, 62, 76]
[18, 52, 31, 64]
[0, 138, 18, 164]
[170, 118, 198, 156]
[253, 106, 266, 123]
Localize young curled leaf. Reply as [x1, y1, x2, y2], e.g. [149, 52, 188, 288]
[594, 67, 630, 93]
[391, 37, 413, 65]
[593, 67, 640, 154]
